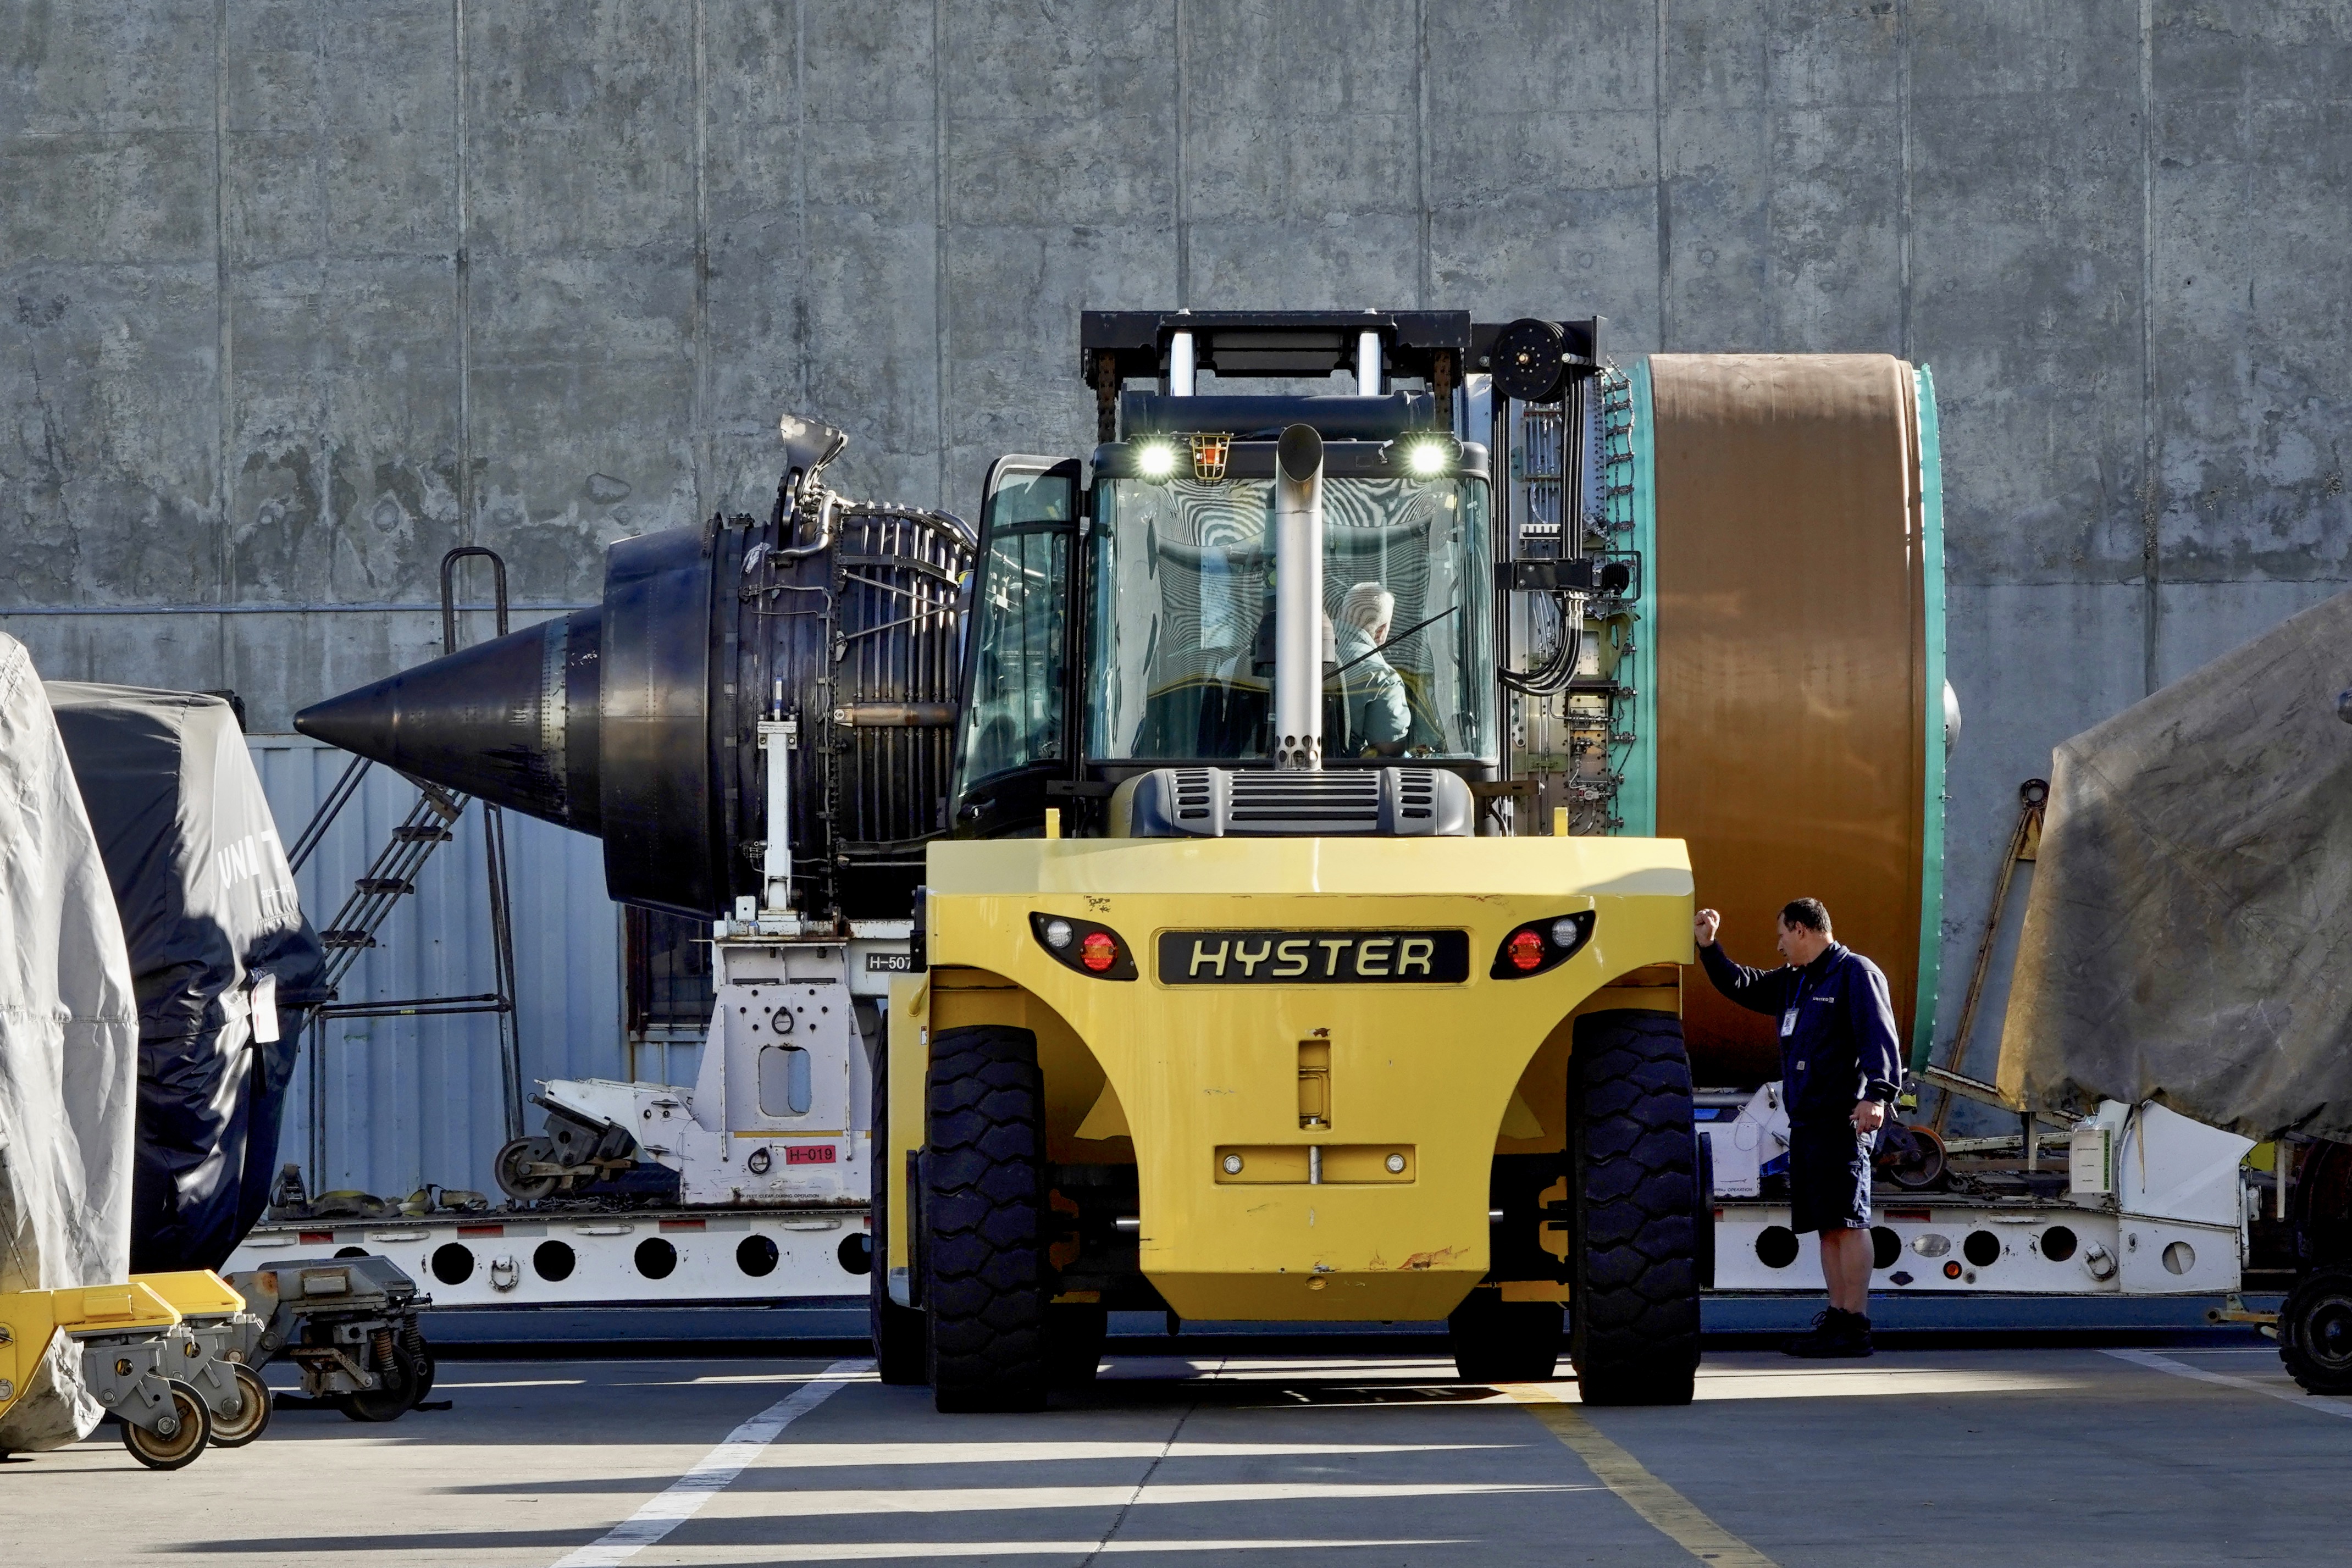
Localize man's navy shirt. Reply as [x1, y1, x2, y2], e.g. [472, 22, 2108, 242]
[1698, 940, 1903, 1126]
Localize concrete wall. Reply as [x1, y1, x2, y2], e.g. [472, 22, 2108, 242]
[7, 2, 2349, 1083]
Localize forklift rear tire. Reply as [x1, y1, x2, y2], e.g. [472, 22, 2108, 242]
[207, 1364, 273, 1447]
[923, 1024, 1050, 1412]
[1568, 1010, 1701, 1407]
[122, 1381, 211, 1470]
[1449, 1288, 1563, 1382]
[868, 1039, 930, 1385]
[1047, 1300, 1109, 1387]
[2280, 1266, 2352, 1394]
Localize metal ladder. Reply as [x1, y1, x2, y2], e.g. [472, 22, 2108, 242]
[289, 547, 527, 1179]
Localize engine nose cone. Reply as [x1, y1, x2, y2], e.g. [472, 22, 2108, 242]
[293, 608, 604, 835]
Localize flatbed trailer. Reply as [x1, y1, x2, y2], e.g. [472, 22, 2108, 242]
[1701, 1092, 2262, 1305]
[1711, 1190, 2242, 1296]
[226, 1093, 2257, 1318]
[226, 1205, 872, 1311]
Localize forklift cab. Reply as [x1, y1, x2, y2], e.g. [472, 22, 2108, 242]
[951, 311, 1557, 840]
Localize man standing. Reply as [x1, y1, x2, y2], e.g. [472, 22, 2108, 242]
[1694, 898, 1902, 1358]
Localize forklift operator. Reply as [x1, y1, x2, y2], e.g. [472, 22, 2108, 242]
[1694, 897, 1902, 1359]
[1331, 582, 1411, 756]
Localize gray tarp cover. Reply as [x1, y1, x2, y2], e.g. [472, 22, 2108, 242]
[1997, 590, 2352, 1139]
[0, 635, 139, 1452]
[47, 682, 323, 1275]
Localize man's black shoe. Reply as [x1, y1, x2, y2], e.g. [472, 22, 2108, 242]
[1783, 1308, 1874, 1359]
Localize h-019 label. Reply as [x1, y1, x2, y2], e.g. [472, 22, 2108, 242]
[1156, 929, 1470, 985]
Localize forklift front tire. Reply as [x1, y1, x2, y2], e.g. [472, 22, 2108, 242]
[923, 1024, 1050, 1412]
[1568, 1010, 1701, 1407]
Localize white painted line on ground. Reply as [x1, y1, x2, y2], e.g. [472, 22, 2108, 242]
[643, 1540, 1467, 1562]
[547, 1358, 868, 1567]
[2102, 1348, 2352, 1418]
[707, 1479, 1582, 1516]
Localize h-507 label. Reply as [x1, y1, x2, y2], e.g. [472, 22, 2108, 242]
[1156, 929, 1470, 985]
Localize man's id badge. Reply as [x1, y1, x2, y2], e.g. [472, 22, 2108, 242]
[1780, 1007, 1798, 1038]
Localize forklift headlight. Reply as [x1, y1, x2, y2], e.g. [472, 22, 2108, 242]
[1138, 441, 1177, 481]
[1405, 437, 1457, 477]
[1488, 911, 1596, 978]
[1029, 912, 1138, 980]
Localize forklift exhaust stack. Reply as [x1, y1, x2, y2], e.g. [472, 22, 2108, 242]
[1273, 422, 1324, 771]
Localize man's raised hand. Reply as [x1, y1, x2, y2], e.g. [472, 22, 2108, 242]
[1694, 908, 1721, 948]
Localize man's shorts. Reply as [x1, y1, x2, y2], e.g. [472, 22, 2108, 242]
[1787, 1120, 1877, 1234]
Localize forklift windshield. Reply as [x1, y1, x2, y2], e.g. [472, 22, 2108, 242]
[1086, 473, 1494, 762]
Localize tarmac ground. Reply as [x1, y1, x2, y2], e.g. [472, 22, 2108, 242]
[5, 1321, 2347, 1566]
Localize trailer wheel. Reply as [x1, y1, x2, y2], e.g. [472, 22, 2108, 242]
[494, 1135, 561, 1202]
[207, 1364, 273, 1447]
[336, 1343, 423, 1422]
[1880, 1122, 1947, 1190]
[122, 1381, 211, 1470]
[1568, 1010, 1701, 1406]
[2281, 1267, 2352, 1395]
[923, 1024, 1050, 1412]
[1449, 1288, 1563, 1382]
[868, 1039, 929, 1385]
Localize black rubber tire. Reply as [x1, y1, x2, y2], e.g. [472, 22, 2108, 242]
[1568, 1010, 1701, 1406]
[868, 1038, 930, 1385]
[1047, 1300, 1109, 1387]
[207, 1364, 273, 1447]
[1448, 1288, 1564, 1382]
[2280, 1266, 2352, 1394]
[923, 1024, 1050, 1412]
[335, 1344, 421, 1422]
[122, 1381, 211, 1470]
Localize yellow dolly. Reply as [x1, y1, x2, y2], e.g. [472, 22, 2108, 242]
[0, 1271, 263, 1469]
[134, 1272, 274, 1449]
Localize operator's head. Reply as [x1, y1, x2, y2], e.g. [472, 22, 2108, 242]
[1338, 582, 1394, 643]
[1775, 898, 1833, 965]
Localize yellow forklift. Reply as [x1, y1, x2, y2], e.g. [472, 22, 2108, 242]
[877, 312, 1707, 1410]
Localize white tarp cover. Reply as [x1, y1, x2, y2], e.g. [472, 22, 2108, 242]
[1997, 590, 2352, 1139]
[0, 634, 139, 1451]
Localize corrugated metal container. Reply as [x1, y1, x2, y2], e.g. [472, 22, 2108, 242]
[249, 736, 659, 1201]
